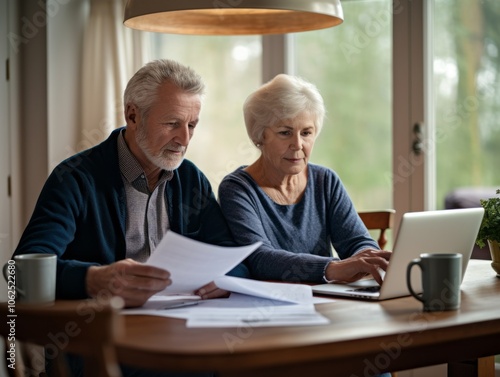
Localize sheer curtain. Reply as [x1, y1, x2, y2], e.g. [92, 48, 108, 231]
[79, 0, 149, 149]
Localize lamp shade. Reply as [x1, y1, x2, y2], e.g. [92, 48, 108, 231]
[123, 0, 344, 35]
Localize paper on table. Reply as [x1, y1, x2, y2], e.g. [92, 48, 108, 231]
[186, 293, 327, 328]
[122, 293, 335, 317]
[123, 275, 316, 315]
[186, 304, 329, 327]
[123, 293, 330, 327]
[146, 231, 261, 294]
[123, 293, 290, 317]
[214, 275, 314, 304]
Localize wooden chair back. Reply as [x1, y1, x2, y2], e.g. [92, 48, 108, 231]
[358, 209, 396, 250]
[1, 298, 124, 377]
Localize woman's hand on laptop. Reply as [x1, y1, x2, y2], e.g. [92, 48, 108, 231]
[324, 249, 392, 285]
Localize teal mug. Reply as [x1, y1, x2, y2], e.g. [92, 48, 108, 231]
[406, 253, 462, 312]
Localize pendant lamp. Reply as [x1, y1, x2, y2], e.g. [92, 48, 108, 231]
[123, 0, 344, 35]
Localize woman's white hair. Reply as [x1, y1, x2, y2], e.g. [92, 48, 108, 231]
[123, 59, 205, 121]
[243, 73, 325, 146]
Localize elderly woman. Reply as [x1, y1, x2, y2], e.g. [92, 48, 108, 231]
[218, 74, 391, 285]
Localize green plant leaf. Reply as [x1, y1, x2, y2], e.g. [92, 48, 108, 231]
[476, 189, 500, 247]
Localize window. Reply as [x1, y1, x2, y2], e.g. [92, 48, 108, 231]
[432, 0, 500, 207]
[150, 34, 261, 194]
[293, 0, 392, 211]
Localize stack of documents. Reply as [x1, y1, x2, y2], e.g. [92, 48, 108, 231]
[122, 231, 331, 327]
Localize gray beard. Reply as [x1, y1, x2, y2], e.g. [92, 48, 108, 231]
[136, 124, 185, 171]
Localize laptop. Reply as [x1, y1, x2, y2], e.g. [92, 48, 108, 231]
[312, 208, 484, 300]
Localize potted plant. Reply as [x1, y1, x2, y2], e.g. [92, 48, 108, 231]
[475, 189, 500, 277]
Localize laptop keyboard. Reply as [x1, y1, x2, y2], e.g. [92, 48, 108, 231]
[348, 286, 381, 293]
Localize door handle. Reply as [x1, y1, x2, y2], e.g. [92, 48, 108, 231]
[412, 122, 423, 155]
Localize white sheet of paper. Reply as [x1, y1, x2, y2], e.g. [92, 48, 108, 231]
[123, 293, 330, 327]
[146, 231, 261, 294]
[214, 275, 314, 304]
[123, 293, 292, 317]
[186, 304, 329, 327]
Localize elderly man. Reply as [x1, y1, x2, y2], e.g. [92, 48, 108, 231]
[13, 59, 245, 376]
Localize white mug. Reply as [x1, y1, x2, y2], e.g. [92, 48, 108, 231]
[3, 254, 57, 304]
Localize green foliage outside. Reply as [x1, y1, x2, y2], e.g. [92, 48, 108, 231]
[434, 0, 500, 206]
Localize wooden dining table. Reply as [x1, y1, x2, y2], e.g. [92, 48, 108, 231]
[116, 259, 500, 377]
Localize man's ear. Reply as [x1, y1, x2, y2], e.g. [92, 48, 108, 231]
[125, 104, 139, 129]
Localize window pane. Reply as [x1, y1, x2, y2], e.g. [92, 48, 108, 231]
[150, 35, 262, 194]
[292, 0, 393, 211]
[433, 0, 500, 208]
